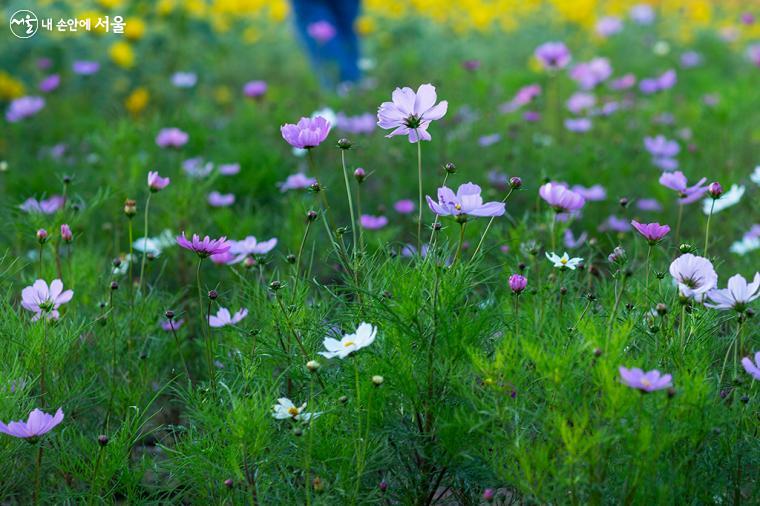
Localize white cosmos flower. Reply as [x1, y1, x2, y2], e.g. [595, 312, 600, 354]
[751, 166, 760, 186]
[701, 184, 745, 214]
[546, 251, 583, 270]
[272, 398, 320, 421]
[705, 273, 760, 311]
[730, 236, 760, 256]
[133, 229, 176, 256]
[669, 253, 717, 299]
[318, 322, 377, 359]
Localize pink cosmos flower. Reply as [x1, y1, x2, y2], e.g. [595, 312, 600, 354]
[156, 128, 189, 148]
[539, 183, 586, 212]
[243, 80, 267, 99]
[6, 96, 45, 122]
[61, 224, 73, 242]
[619, 367, 672, 392]
[566, 92, 596, 114]
[596, 16, 623, 37]
[20, 195, 64, 214]
[523, 111, 541, 122]
[394, 199, 415, 214]
[426, 183, 505, 219]
[741, 352, 760, 381]
[500, 84, 542, 113]
[0, 408, 63, 439]
[209, 307, 248, 328]
[659, 171, 708, 204]
[610, 73, 636, 90]
[147, 171, 170, 192]
[636, 198, 662, 211]
[644, 135, 680, 158]
[631, 220, 670, 244]
[377, 84, 448, 143]
[280, 116, 331, 149]
[226, 236, 278, 263]
[705, 273, 760, 312]
[335, 112, 376, 134]
[21, 279, 73, 321]
[360, 215, 388, 230]
[176, 233, 231, 258]
[534, 42, 571, 70]
[669, 253, 717, 299]
[278, 173, 317, 192]
[564, 118, 592, 132]
[599, 215, 631, 233]
[307, 20, 337, 43]
[207, 191, 235, 207]
[571, 184, 606, 201]
[509, 274, 527, 294]
[39, 74, 61, 93]
[161, 318, 185, 331]
[218, 163, 240, 176]
[570, 58, 612, 89]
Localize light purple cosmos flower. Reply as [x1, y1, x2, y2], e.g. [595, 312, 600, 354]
[377, 83, 448, 143]
[610, 73, 636, 90]
[426, 183, 505, 219]
[176, 233, 231, 258]
[39, 74, 61, 93]
[209, 307, 248, 328]
[571, 184, 606, 201]
[746, 43, 760, 67]
[20, 195, 64, 214]
[534, 41, 571, 70]
[171, 72, 197, 88]
[705, 273, 760, 312]
[281, 116, 331, 149]
[148, 171, 170, 192]
[652, 157, 679, 171]
[523, 111, 541, 122]
[644, 135, 680, 158]
[336, 112, 376, 134]
[564, 118, 592, 132]
[156, 128, 189, 148]
[669, 253, 717, 299]
[631, 220, 670, 245]
[619, 367, 672, 392]
[741, 352, 760, 381]
[596, 16, 623, 37]
[680, 51, 702, 68]
[394, 199, 415, 214]
[307, 20, 337, 43]
[226, 236, 278, 263]
[21, 279, 73, 321]
[478, 134, 501, 147]
[570, 58, 612, 89]
[636, 198, 662, 211]
[659, 171, 708, 204]
[6, 96, 45, 122]
[599, 215, 631, 233]
[161, 318, 185, 331]
[37, 58, 52, 70]
[564, 229, 588, 249]
[208, 191, 235, 207]
[61, 224, 73, 242]
[509, 274, 527, 294]
[218, 163, 240, 176]
[566, 92, 596, 114]
[243, 80, 267, 99]
[640, 70, 677, 94]
[182, 157, 214, 178]
[360, 215, 388, 230]
[500, 84, 542, 113]
[0, 408, 63, 439]
[539, 183, 586, 213]
[278, 173, 317, 192]
[72, 60, 100, 75]
[629, 4, 655, 24]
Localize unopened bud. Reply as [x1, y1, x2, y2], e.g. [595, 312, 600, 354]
[509, 176, 522, 189]
[444, 162, 456, 174]
[372, 375, 384, 386]
[124, 199, 137, 217]
[98, 435, 109, 447]
[353, 167, 366, 183]
[306, 360, 320, 372]
[36, 229, 48, 244]
[337, 138, 352, 150]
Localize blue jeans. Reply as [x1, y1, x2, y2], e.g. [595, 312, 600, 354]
[290, 0, 361, 87]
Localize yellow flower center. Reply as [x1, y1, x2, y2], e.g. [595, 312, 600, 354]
[560, 258, 568, 264]
[344, 341, 355, 347]
[288, 407, 300, 416]
[454, 203, 462, 210]
[640, 379, 651, 387]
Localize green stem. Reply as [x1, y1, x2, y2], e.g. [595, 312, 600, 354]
[415, 132, 423, 252]
[196, 258, 216, 394]
[340, 150, 358, 258]
[138, 192, 152, 294]
[127, 219, 134, 301]
[452, 221, 467, 266]
[291, 219, 312, 305]
[469, 187, 514, 262]
[704, 199, 715, 257]
[645, 245, 652, 293]
[550, 213, 556, 253]
[674, 204, 684, 247]
[169, 319, 192, 381]
[40, 316, 48, 404]
[33, 444, 43, 505]
[353, 358, 362, 502]
[88, 445, 105, 506]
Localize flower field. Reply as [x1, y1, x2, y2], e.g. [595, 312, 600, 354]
[1, 0, 759, 503]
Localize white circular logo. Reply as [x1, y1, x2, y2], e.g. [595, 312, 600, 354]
[9, 10, 38, 39]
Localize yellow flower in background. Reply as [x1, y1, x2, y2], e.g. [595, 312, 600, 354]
[78, 10, 106, 34]
[124, 18, 146, 40]
[243, 26, 262, 44]
[97, 0, 124, 9]
[110, 41, 135, 68]
[214, 85, 232, 105]
[356, 16, 376, 36]
[125, 87, 149, 115]
[157, 0, 177, 16]
[184, 0, 207, 18]
[269, 0, 289, 22]
[0, 72, 26, 100]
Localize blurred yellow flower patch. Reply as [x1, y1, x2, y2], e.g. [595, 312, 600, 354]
[110, 41, 135, 68]
[0, 72, 26, 100]
[125, 87, 149, 115]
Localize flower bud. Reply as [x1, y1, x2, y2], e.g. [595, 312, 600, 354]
[509, 176, 522, 189]
[444, 162, 456, 174]
[354, 167, 366, 183]
[372, 375, 384, 386]
[61, 224, 73, 242]
[337, 138, 352, 150]
[306, 210, 318, 222]
[656, 303, 668, 316]
[559, 286, 568, 295]
[312, 477, 324, 493]
[432, 222, 442, 231]
[708, 182, 722, 199]
[339, 395, 348, 404]
[509, 274, 527, 294]
[224, 478, 233, 489]
[98, 435, 109, 447]
[309, 182, 322, 193]
[293, 427, 303, 437]
[244, 256, 256, 269]
[63, 174, 72, 184]
[124, 199, 137, 217]
[269, 280, 282, 291]
[679, 244, 693, 254]
[286, 254, 296, 264]
[165, 310, 175, 320]
[593, 347, 602, 357]
[379, 480, 388, 492]
[306, 360, 320, 372]
[112, 257, 122, 268]
[36, 228, 48, 244]
[110, 281, 119, 291]
[483, 488, 495, 502]
[208, 290, 218, 300]
[619, 197, 629, 208]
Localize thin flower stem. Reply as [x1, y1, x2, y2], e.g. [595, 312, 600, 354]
[550, 213, 556, 253]
[470, 187, 514, 262]
[169, 320, 192, 381]
[54, 239, 63, 282]
[704, 199, 715, 257]
[196, 258, 216, 395]
[137, 192, 152, 294]
[428, 172, 449, 246]
[38, 243, 43, 279]
[340, 150, 358, 258]
[679, 305, 687, 351]
[305, 376, 314, 506]
[353, 357, 362, 502]
[645, 245, 652, 293]
[40, 316, 48, 403]
[719, 321, 743, 385]
[127, 219, 134, 303]
[606, 271, 628, 345]
[674, 203, 684, 247]
[415, 131, 423, 252]
[514, 295, 520, 340]
[33, 444, 44, 505]
[274, 294, 326, 389]
[88, 445, 105, 506]
[355, 183, 365, 253]
[291, 219, 312, 305]
[452, 221, 467, 266]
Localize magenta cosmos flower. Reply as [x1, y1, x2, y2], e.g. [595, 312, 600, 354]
[72, 60, 100, 75]
[161, 318, 184, 331]
[278, 173, 317, 192]
[426, 183, 505, 219]
[394, 199, 415, 214]
[741, 352, 760, 381]
[6, 96, 45, 122]
[148, 171, 170, 192]
[509, 274, 527, 294]
[176, 233, 231, 258]
[360, 215, 388, 230]
[669, 253, 717, 299]
[631, 220, 670, 245]
[619, 367, 672, 392]
[39, 74, 61, 93]
[207, 191, 235, 207]
[281, 116, 331, 149]
[534, 42, 571, 70]
[307, 20, 336, 43]
[156, 128, 189, 148]
[659, 171, 708, 204]
[539, 183, 586, 213]
[61, 224, 73, 242]
[20, 195, 64, 214]
[0, 408, 63, 439]
[21, 279, 74, 321]
[243, 80, 267, 99]
[209, 307, 248, 328]
[705, 273, 760, 312]
[377, 84, 448, 143]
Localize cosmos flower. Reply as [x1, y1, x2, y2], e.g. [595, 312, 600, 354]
[730, 226, 760, 256]
[680, 51, 702, 68]
[426, 183, 505, 219]
[133, 229, 175, 257]
[218, 163, 240, 176]
[546, 252, 583, 270]
[336, 112, 376, 134]
[221, 236, 278, 264]
[243, 80, 267, 99]
[659, 171, 708, 204]
[741, 352, 760, 381]
[176, 233, 231, 258]
[644, 135, 680, 158]
[209, 307, 248, 328]
[539, 183, 586, 213]
[278, 173, 317, 192]
[639, 70, 677, 94]
[281, 116, 331, 149]
[669, 253, 717, 299]
[570, 184, 606, 201]
[619, 367, 672, 392]
[0, 408, 64, 439]
[610, 74, 636, 90]
[566, 92, 596, 114]
[565, 118, 592, 132]
[161, 318, 184, 331]
[72, 60, 100, 75]
[20, 195, 64, 214]
[207, 191, 235, 207]
[39, 74, 60, 93]
[156, 128, 189, 148]
[500, 84, 542, 113]
[701, 184, 745, 214]
[751, 166, 760, 186]
[631, 220, 670, 245]
[509, 274, 527, 294]
[705, 273, 760, 312]
[377, 84, 448, 143]
[6, 96, 45, 122]
[636, 198, 662, 212]
[319, 322, 377, 359]
[599, 215, 631, 233]
[394, 199, 415, 214]
[360, 215, 388, 230]
[570, 58, 612, 89]
[61, 224, 73, 242]
[182, 157, 214, 178]
[147, 171, 170, 192]
[307, 20, 336, 43]
[629, 4, 655, 24]
[564, 229, 588, 249]
[596, 16, 623, 37]
[534, 41, 571, 70]
[478, 134, 501, 147]
[272, 398, 320, 421]
[171, 72, 197, 88]
[21, 279, 73, 321]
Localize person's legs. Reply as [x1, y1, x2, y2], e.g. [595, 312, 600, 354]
[290, 0, 340, 88]
[327, 0, 361, 83]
